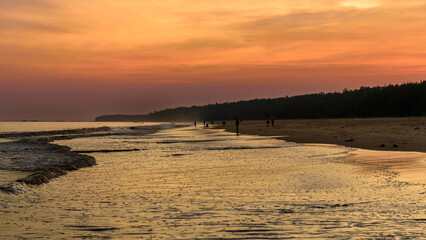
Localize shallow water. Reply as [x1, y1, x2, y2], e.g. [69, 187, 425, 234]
[0, 170, 27, 186]
[0, 126, 425, 239]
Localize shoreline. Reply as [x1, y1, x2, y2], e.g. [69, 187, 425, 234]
[346, 149, 426, 184]
[0, 125, 164, 194]
[215, 117, 426, 184]
[2, 125, 425, 238]
[0, 141, 96, 194]
[214, 117, 426, 153]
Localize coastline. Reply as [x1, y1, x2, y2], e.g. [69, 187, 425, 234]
[0, 125, 164, 193]
[214, 117, 426, 153]
[215, 117, 426, 184]
[1, 125, 425, 238]
[346, 149, 426, 184]
[0, 140, 96, 193]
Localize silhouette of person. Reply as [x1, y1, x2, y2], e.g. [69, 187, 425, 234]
[194, 121, 197, 127]
[235, 116, 240, 135]
[271, 116, 275, 127]
[266, 115, 270, 127]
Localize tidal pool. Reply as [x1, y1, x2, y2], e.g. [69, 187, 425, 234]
[0, 126, 424, 239]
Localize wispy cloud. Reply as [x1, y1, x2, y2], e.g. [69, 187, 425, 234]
[1, 0, 426, 120]
[0, 0, 57, 10]
[0, 17, 75, 34]
[230, 4, 426, 44]
[163, 38, 243, 51]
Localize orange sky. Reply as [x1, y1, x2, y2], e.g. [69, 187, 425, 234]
[1, 0, 425, 120]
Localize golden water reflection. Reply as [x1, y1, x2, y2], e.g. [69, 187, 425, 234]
[0, 127, 424, 239]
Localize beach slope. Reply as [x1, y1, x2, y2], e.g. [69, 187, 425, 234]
[216, 117, 426, 152]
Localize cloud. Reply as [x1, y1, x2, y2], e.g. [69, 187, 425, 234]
[340, 0, 381, 9]
[212, 1, 426, 72]
[0, 0, 57, 10]
[0, 17, 74, 34]
[164, 38, 242, 50]
[0, 0, 76, 37]
[1, 0, 426, 120]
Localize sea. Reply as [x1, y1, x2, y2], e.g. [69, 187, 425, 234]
[0, 122, 425, 239]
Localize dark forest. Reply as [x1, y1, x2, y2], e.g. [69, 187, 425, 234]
[96, 81, 426, 122]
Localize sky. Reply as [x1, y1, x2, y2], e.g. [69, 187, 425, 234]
[1, 0, 425, 120]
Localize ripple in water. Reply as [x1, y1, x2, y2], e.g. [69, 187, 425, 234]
[0, 126, 424, 239]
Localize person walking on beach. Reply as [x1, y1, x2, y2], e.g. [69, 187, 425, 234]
[194, 121, 197, 127]
[235, 116, 240, 135]
[271, 116, 275, 127]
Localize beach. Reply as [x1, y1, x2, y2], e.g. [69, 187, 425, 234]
[215, 117, 426, 152]
[0, 123, 165, 193]
[3, 0, 426, 238]
[0, 123, 425, 239]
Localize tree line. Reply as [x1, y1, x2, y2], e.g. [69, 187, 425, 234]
[95, 81, 426, 122]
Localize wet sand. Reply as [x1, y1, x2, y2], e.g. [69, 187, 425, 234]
[216, 117, 426, 184]
[347, 149, 426, 184]
[215, 117, 426, 152]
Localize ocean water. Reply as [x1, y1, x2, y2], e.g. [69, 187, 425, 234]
[0, 123, 425, 239]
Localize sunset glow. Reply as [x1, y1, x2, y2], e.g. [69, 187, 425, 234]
[1, 0, 425, 120]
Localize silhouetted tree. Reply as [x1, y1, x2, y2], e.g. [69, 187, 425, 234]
[95, 81, 426, 122]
